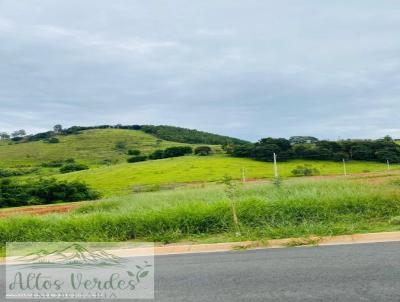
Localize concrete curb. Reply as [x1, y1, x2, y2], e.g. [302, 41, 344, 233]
[153, 231, 400, 255]
[1, 231, 400, 263]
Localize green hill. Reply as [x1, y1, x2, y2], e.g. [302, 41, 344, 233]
[0, 128, 212, 168]
[1, 127, 399, 200]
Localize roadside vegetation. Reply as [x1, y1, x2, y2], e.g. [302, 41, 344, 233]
[1, 178, 400, 255]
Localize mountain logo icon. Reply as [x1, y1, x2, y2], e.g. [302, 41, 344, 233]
[17, 243, 126, 269]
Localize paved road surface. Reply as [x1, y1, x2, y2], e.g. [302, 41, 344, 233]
[2, 242, 400, 301]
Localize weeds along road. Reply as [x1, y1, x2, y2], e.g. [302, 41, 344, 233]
[1, 242, 400, 301]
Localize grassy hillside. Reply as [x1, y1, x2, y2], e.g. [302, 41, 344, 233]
[0, 129, 210, 168]
[58, 154, 399, 196]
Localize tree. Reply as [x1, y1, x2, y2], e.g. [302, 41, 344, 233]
[252, 144, 281, 162]
[0, 132, 10, 140]
[194, 146, 212, 156]
[163, 146, 193, 158]
[149, 149, 164, 160]
[53, 124, 63, 133]
[289, 136, 319, 144]
[127, 156, 147, 163]
[59, 163, 89, 174]
[11, 129, 26, 138]
[128, 149, 141, 156]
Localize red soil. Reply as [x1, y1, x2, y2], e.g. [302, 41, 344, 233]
[0, 203, 79, 219]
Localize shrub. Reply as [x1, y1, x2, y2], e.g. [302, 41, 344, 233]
[149, 150, 164, 160]
[100, 159, 113, 165]
[389, 216, 400, 225]
[163, 146, 193, 158]
[60, 163, 89, 174]
[41, 159, 74, 168]
[194, 146, 212, 156]
[127, 156, 147, 163]
[128, 149, 141, 156]
[0, 178, 100, 208]
[115, 141, 127, 150]
[291, 165, 321, 177]
[46, 137, 60, 144]
[0, 168, 38, 178]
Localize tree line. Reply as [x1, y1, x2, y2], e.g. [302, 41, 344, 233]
[0, 124, 249, 145]
[229, 136, 400, 163]
[0, 178, 99, 208]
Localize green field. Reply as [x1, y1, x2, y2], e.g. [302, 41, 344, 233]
[0, 129, 208, 167]
[1, 178, 400, 256]
[2, 128, 400, 257]
[58, 154, 399, 196]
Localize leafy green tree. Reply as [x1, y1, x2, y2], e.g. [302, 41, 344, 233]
[149, 150, 164, 160]
[128, 149, 141, 156]
[127, 156, 147, 163]
[53, 124, 63, 133]
[60, 163, 89, 173]
[11, 129, 26, 138]
[163, 146, 193, 158]
[0, 132, 10, 140]
[194, 146, 212, 156]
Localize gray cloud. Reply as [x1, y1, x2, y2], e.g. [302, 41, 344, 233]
[0, 0, 400, 141]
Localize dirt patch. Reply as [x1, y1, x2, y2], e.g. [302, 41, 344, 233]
[0, 203, 80, 219]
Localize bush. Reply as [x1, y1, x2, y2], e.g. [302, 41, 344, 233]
[46, 137, 60, 144]
[115, 141, 127, 150]
[60, 163, 89, 174]
[128, 149, 141, 156]
[127, 156, 147, 163]
[0, 168, 38, 178]
[163, 146, 193, 158]
[194, 146, 212, 156]
[0, 178, 100, 208]
[149, 150, 164, 160]
[292, 165, 321, 177]
[41, 159, 75, 168]
[389, 216, 400, 225]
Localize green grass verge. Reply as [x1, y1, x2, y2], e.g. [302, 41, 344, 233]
[58, 155, 400, 196]
[1, 178, 400, 256]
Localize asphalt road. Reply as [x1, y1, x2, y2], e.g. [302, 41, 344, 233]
[153, 242, 400, 302]
[2, 242, 400, 301]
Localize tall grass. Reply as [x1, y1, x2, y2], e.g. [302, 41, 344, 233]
[1, 179, 400, 248]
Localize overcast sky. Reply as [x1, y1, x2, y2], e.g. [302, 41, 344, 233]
[0, 0, 399, 141]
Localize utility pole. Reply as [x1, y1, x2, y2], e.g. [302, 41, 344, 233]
[273, 153, 279, 178]
[343, 158, 347, 176]
[241, 167, 246, 183]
